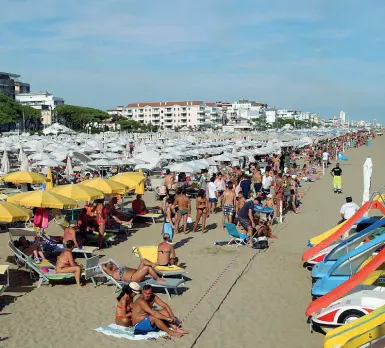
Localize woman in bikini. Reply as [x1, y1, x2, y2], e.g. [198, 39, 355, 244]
[102, 259, 164, 283]
[192, 189, 209, 233]
[115, 283, 140, 327]
[56, 240, 84, 288]
[94, 199, 106, 249]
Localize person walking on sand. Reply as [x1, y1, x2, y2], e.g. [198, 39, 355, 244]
[221, 181, 236, 228]
[331, 162, 343, 194]
[174, 188, 191, 234]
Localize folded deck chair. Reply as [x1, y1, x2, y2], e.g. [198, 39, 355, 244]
[0, 265, 10, 295]
[225, 223, 257, 247]
[133, 246, 186, 279]
[98, 259, 184, 299]
[38, 231, 98, 257]
[134, 212, 164, 225]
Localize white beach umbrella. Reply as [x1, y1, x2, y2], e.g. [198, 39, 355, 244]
[28, 152, 54, 161]
[65, 156, 74, 175]
[213, 154, 232, 162]
[362, 156, 373, 205]
[33, 159, 65, 167]
[168, 162, 197, 173]
[20, 156, 30, 172]
[1, 151, 10, 174]
[18, 148, 26, 163]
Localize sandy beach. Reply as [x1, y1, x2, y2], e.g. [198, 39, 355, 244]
[0, 136, 382, 348]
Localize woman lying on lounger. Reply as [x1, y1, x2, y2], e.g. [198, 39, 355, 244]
[115, 283, 140, 327]
[15, 236, 48, 263]
[102, 259, 165, 283]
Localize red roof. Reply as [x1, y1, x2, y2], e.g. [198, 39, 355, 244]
[126, 101, 203, 108]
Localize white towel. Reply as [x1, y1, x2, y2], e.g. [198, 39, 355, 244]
[94, 324, 167, 341]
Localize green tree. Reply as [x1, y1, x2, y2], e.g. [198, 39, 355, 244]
[119, 119, 143, 132]
[0, 94, 40, 124]
[55, 104, 110, 131]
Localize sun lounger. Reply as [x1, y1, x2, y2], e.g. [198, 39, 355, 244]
[0, 265, 10, 295]
[98, 259, 185, 299]
[25, 254, 99, 287]
[133, 246, 187, 279]
[225, 223, 258, 247]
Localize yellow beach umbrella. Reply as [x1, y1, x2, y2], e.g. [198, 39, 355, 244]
[51, 184, 104, 201]
[110, 173, 144, 191]
[7, 190, 77, 209]
[46, 168, 53, 190]
[0, 201, 32, 222]
[80, 177, 128, 194]
[1, 171, 50, 184]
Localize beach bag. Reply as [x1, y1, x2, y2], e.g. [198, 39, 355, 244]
[254, 236, 268, 250]
[33, 208, 49, 229]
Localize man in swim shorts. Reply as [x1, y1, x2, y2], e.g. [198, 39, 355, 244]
[132, 285, 188, 337]
[221, 181, 236, 228]
[174, 188, 191, 234]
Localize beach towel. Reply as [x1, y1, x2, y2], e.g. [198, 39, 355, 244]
[94, 324, 167, 341]
[34, 208, 49, 229]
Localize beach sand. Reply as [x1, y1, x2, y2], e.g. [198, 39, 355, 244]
[0, 136, 382, 348]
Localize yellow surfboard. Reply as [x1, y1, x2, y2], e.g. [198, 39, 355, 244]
[324, 305, 385, 348]
[308, 220, 349, 247]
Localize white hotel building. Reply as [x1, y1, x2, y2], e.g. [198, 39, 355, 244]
[124, 101, 224, 129]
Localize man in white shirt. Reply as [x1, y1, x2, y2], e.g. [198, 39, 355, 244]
[339, 196, 360, 224]
[262, 173, 273, 196]
[322, 151, 330, 168]
[208, 176, 218, 215]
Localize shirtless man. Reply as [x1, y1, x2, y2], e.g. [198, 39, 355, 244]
[102, 258, 164, 283]
[132, 285, 188, 337]
[174, 188, 191, 234]
[56, 240, 84, 288]
[252, 167, 262, 195]
[157, 234, 178, 266]
[164, 169, 174, 192]
[221, 181, 236, 228]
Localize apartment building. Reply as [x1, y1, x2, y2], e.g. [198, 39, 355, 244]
[15, 92, 64, 125]
[124, 101, 217, 129]
[0, 72, 30, 100]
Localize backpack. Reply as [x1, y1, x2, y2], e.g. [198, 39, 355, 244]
[254, 236, 269, 250]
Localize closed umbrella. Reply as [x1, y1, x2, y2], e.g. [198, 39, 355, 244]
[362, 156, 373, 205]
[18, 148, 26, 163]
[1, 151, 10, 174]
[46, 168, 53, 190]
[65, 156, 74, 175]
[20, 156, 30, 172]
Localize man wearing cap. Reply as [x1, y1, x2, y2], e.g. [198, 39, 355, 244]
[132, 285, 188, 337]
[330, 163, 343, 194]
[339, 196, 359, 224]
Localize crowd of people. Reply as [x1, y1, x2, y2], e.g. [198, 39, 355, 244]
[10, 131, 375, 339]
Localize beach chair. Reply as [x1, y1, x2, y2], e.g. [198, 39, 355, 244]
[134, 212, 164, 225]
[25, 256, 75, 287]
[133, 246, 187, 279]
[225, 223, 257, 247]
[0, 265, 10, 295]
[98, 259, 185, 299]
[8, 241, 55, 280]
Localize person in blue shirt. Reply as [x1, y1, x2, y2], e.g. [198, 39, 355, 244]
[239, 175, 252, 200]
[235, 197, 259, 248]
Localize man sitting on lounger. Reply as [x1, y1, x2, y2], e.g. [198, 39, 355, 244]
[102, 259, 164, 283]
[132, 194, 148, 215]
[132, 284, 188, 337]
[157, 234, 179, 266]
[107, 197, 133, 227]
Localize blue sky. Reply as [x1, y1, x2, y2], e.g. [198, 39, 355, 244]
[1, 0, 384, 122]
